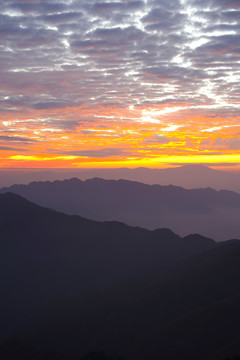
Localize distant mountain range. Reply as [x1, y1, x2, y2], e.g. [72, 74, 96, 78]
[1, 165, 240, 192]
[2, 176, 240, 240]
[1, 192, 240, 360]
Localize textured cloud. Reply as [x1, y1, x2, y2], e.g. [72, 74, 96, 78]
[0, 0, 240, 167]
[62, 148, 131, 158]
[0, 135, 37, 142]
[0, 146, 28, 152]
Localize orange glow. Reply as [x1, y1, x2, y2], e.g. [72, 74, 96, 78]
[1, 0, 240, 171]
[1, 104, 240, 169]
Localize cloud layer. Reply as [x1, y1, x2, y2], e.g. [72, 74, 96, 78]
[0, 0, 240, 167]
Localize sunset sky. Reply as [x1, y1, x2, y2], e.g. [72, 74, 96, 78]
[1, 0, 240, 169]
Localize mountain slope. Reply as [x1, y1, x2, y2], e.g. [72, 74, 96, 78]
[2, 177, 240, 240]
[19, 240, 240, 360]
[0, 192, 216, 344]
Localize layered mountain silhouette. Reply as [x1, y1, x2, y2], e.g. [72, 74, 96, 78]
[1, 177, 240, 240]
[0, 192, 216, 344]
[1, 165, 240, 193]
[1, 192, 240, 360]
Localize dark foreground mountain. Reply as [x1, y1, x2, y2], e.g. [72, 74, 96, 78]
[0, 192, 216, 345]
[1, 193, 240, 360]
[9, 240, 240, 360]
[2, 177, 240, 240]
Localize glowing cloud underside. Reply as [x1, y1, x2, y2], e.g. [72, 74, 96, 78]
[0, 0, 240, 168]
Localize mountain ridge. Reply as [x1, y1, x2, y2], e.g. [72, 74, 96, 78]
[0, 192, 220, 345]
[1, 192, 240, 359]
[2, 177, 240, 240]
[1, 165, 240, 192]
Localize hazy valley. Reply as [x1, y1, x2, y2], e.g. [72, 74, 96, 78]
[1, 173, 240, 241]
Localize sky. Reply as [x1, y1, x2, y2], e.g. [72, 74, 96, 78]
[1, 0, 240, 169]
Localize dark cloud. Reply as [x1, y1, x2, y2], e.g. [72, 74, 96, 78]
[0, 135, 37, 142]
[0, 94, 75, 110]
[197, 34, 240, 56]
[0, 146, 28, 151]
[213, 137, 240, 150]
[92, 26, 145, 44]
[3, 1, 66, 15]
[141, 7, 185, 32]
[42, 12, 83, 24]
[148, 0, 182, 11]
[209, 0, 240, 9]
[144, 135, 171, 144]
[33, 100, 71, 110]
[190, 0, 240, 9]
[91, 1, 144, 12]
[62, 148, 131, 158]
[43, 120, 80, 131]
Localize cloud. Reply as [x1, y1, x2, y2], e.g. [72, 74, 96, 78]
[1, 0, 238, 111]
[0, 135, 37, 142]
[144, 135, 171, 144]
[213, 137, 240, 150]
[0, 0, 239, 166]
[0, 146, 28, 151]
[192, 0, 240, 9]
[228, 138, 240, 150]
[3, 1, 66, 15]
[196, 35, 240, 56]
[141, 6, 185, 32]
[42, 11, 84, 25]
[62, 148, 131, 158]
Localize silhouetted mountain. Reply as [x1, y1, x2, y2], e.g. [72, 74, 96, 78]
[0, 340, 125, 360]
[1, 165, 240, 193]
[17, 240, 240, 360]
[2, 177, 240, 240]
[0, 192, 216, 345]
